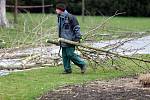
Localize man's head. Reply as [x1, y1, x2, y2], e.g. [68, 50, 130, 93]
[56, 3, 66, 14]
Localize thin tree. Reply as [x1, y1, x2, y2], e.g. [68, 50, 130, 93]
[0, 0, 9, 27]
[14, 0, 18, 23]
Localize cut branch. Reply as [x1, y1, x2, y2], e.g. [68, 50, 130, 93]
[47, 38, 150, 63]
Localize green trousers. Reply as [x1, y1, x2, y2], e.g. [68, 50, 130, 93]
[62, 46, 85, 72]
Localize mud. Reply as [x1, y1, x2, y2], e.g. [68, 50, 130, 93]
[39, 77, 150, 100]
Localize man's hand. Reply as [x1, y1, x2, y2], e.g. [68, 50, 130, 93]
[58, 38, 61, 42]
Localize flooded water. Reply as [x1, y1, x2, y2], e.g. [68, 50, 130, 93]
[91, 36, 150, 55]
[0, 36, 150, 76]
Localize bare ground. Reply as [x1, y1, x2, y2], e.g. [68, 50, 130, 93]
[38, 77, 150, 100]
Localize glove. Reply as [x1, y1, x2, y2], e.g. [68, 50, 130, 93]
[80, 37, 84, 43]
[58, 38, 61, 42]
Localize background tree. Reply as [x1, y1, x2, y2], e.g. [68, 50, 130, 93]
[6, 0, 150, 16]
[0, 0, 9, 27]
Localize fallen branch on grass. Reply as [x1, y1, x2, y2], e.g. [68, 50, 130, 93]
[47, 38, 150, 63]
[0, 54, 40, 70]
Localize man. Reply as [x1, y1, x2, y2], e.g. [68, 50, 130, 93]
[56, 3, 86, 74]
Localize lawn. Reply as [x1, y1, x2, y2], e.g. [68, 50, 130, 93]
[0, 54, 150, 100]
[0, 66, 127, 100]
[0, 13, 150, 100]
[0, 13, 150, 48]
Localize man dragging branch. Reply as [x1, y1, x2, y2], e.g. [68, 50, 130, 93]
[55, 2, 86, 74]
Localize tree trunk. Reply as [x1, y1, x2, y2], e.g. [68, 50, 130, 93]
[0, 0, 9, 27]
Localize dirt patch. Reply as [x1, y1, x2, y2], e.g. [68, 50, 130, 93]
[39, 77, 150, 100]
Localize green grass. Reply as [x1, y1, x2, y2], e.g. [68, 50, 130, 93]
[0, 66, 127, 100]
[0, 56, 149, 100]
[0, 13, 150, 100]
[0, 13, 150, 47]
[79, 16, 150, 31]
[78, 16, 150, 40]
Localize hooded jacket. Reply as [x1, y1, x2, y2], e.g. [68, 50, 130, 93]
[57, 10, 82, 47]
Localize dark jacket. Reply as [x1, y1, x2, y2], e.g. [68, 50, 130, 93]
[57, 10, 82, 47]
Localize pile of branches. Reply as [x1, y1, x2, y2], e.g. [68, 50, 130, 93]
[47, 38, 150, 74]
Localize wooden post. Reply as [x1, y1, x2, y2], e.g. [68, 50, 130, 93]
[14, 0, 18, 23]
[82, 0, 85, 22]
[42, 0, 45, 13]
